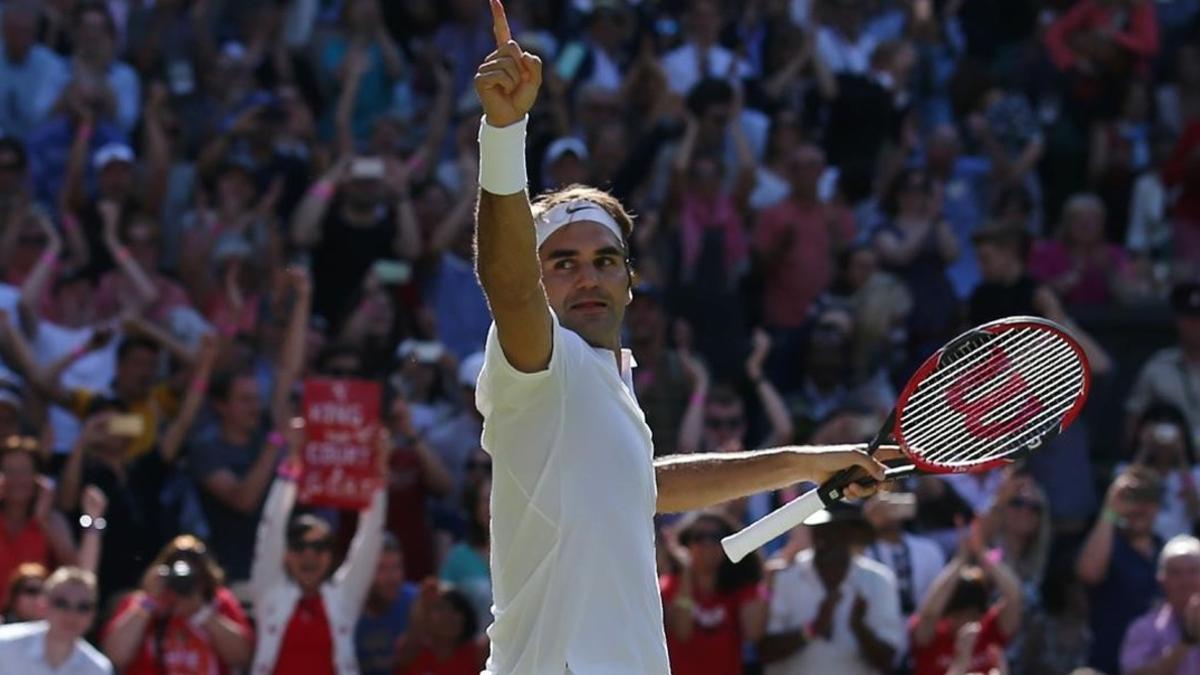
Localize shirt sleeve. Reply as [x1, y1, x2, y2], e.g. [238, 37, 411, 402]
[1119, 611, 1162, 672]
[475, 310, 580, 422]
[864, 565, 908, 653]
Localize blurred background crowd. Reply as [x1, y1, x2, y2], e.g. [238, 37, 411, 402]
[1, 0, 1200, 673]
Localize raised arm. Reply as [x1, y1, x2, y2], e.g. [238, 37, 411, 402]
[332, 433, 391, 616]
[1076, 477, 1127, 585]
[271, 268, 310, 428]
[17, 210, 62, 336]
[159, 335, 218, 464]
[913, 553, 966, 646]
[249, 424, 301, 598]
[77, 485, 107, 574]
[474, 0, 550, 374]
[746, 330, 793, 447]
[101, 203, 159, 310]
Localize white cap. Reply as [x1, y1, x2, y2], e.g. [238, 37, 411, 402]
[544, 137, 589, 167]
[92, 142, 134, 171]
[458, 352, 486, 389]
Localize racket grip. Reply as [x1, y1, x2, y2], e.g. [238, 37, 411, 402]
[721, 489, 827, 563]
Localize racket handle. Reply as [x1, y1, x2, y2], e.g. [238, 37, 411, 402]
[721, 489, 827, 563]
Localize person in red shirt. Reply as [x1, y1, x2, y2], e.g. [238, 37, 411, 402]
[101, 535, 254, 675]
[394, 580, 484, 675]
[910, 521, 1024, 675]
[660, 511, 767, 675]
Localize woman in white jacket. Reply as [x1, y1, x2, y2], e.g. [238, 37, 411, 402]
[248, 422, 389, 675]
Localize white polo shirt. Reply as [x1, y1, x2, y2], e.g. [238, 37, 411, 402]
[0, 621, 113, 675]
[765, 551, 906, 675]
[476, 314, 668, 675]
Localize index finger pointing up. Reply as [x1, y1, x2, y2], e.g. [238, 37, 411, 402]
[491, 0, 512, 48]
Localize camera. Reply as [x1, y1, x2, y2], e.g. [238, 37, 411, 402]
[158, 560, 199, 596]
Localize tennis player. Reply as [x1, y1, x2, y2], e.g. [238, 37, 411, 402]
[473, 2, 891, 673]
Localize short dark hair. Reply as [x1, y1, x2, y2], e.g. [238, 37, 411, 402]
[705, 383, 743, 409]
[685, 77, 735, 117]
[440, 586, 479, 644]
[116, 336, 160, 364]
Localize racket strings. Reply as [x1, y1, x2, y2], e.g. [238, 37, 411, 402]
[900, 329, 1051, 426]
[900, 329, 1085, 468]
[910, 339, 1082, 464]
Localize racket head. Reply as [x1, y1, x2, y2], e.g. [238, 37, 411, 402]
[891, 316, 1091, 475]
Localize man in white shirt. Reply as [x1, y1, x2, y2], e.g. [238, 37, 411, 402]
[862, 492, 945, 616]
[473, 3, 893, 673]
[659, 0, 753, 95]
[761, 505, 906, 675]
[0, 566, 113, 675]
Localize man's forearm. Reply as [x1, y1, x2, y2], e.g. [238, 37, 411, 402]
[655, 446, 817, 513]
[852, 622, 897, 672]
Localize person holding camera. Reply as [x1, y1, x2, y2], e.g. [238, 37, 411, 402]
[100, 535, 253, 675]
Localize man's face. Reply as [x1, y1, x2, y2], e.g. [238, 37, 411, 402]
[97, 161, 133, 199]
[116, 346, 160, 399]
[539, 220, 631, 349]
[75, 10, 113, 62]
[1, 9, 35, 63]
[1161, 553, 1200, 611]
[44, 581, 96, 640]
[626, 295, 664, 345]
[973, 240, 1014, 282]
[371, 550, 405, 602]
[217, 377, 262, 433]
[1122, 499, 1160, 539]
[788, 146, 825, 195]
[811, 522, 854, 567]
[687, 0, 722, 45]
[549, 153, 588, 190]
[704, 401, 746, 450]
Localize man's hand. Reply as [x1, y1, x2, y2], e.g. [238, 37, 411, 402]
[81, 485, 108, 520]
[793, 445, 900, 497]
[474, 0, 542, 128]
[746, 328, 771, 382]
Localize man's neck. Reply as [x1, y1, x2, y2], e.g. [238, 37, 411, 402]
[876, 527, 903, 544]
[814, 554, 850, 590]
[43, 628, 75, 669]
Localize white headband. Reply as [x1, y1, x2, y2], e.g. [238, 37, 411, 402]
[535, 200, 624, 250]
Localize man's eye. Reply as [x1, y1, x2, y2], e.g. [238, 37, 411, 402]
[597, 257, 615, 267]
[554, 260, 576, 271]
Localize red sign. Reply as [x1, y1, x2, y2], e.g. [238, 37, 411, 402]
[299, 378, 382, 509]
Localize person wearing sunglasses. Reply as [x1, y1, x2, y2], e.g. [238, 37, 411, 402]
[976, 471, 1052, 607]
[248, 419, 389, 675]
[0, 566, 112, 673]
[4, 562, 48, 623]
[660, 511, 766, 675]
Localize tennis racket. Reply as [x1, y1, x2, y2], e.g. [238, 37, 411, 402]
[721, 316, 1091, 562]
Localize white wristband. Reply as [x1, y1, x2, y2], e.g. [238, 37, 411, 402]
[478, 115, 529, 196]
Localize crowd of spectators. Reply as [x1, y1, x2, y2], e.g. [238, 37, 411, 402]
[2, 0, 1200, 673]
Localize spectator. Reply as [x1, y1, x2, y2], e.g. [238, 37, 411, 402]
[862, 491, 946, 617]
[383, 385, 452, 582]
[393, 580, 484, 675]
[1089, 81, 1154, 233]
[292, 157, 420, 329]
[355, 533, 418, 675]
[660, 0, 753, 95]
[759, 504, 905, 675]
[977, 472, 1053, 605]
[1119, 534, 1200, 674]
[1029, 193, 1133, 307]
[317, 0, 406, 142]
[814, 0, 878, 75]
[0, 2, 69, 139]
[660, 511, 766, 675]
[1120, 404, 1200, 541]
[3, 562, 47, 623]
[190, 270, 307, 584]
[873, 166, 959, 373]
[1127, 282, 1200, 446]
[101, 535, 253, 675]
[0, 566, 111, 673]
[438, 478, 491, 635]
[1017, 560, 1093, 674]
[248, 420, 388, 675]
[1076, 466, 1166, 673]
[910, 520, 1024, 675]
[0, 436, 80, 600]
[422, 352, 484, 501]
[753, 144, 855, 339]
[67, 1, 141, 135]
[627, 285, 692, 457]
